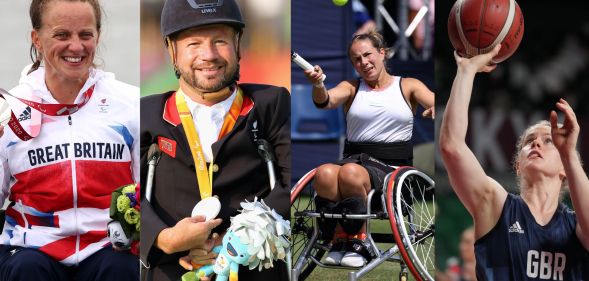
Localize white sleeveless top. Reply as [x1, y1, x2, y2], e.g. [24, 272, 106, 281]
[346, 76, 413, 142]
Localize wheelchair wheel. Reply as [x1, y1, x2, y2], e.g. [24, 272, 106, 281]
[290, 169, 325, 280]
[386, 167, 435, 281]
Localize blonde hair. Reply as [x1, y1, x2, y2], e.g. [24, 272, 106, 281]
[512, 120, 552, 170]
[512, 120, 581, 198]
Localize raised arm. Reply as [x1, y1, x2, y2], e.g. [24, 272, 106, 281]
[439, 45, 508, 238]
[303, 65, 354, 110]
[549, 99, 589, 250]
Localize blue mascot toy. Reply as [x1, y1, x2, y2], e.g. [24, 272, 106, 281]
[193, 231, 249, 281]
[182, 199, 290, 281]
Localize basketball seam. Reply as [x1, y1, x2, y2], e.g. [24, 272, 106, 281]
[481, 0, 516, 56]
[455, 0, 478, 57]
[477, 0, 488, 56]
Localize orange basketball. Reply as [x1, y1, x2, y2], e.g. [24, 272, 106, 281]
[448, 0, 524, 63]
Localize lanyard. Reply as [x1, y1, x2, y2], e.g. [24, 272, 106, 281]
[0, 85, 95, 141]
[175, 87, 244, 199]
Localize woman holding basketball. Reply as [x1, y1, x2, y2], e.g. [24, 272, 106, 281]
[439, 45, 589, 280]
[303, 30, 434, 267]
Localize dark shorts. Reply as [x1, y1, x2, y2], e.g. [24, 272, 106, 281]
[0, 245, 138, 281]
[336, 153, 412, 191]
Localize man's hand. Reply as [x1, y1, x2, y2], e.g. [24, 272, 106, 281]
[178, 232, 222, 271]
[155, 216, 222, 254]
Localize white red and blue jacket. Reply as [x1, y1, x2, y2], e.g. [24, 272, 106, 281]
[0, 66, 139, 265]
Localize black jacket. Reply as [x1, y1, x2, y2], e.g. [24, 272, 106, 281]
[140, 84, 290, 281]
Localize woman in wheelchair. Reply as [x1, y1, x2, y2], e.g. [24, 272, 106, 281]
[302, 30, 434, 267]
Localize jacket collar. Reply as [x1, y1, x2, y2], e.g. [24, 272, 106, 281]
[19, 65, 107, 103]
[162, 87, 255, 168]
[162, 87, 254, 127]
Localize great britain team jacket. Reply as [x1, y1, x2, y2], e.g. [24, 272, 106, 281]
[0, 66, 139, 265]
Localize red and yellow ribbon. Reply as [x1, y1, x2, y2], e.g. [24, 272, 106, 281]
[175, 87, 244, 199]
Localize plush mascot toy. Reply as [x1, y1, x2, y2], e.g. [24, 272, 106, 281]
[192, 231, 249, 281]
[182, 198, 290, 281]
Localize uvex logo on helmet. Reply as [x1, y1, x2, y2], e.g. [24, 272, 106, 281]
[161, 0, 245, 39]
[186, 0, 223, 10]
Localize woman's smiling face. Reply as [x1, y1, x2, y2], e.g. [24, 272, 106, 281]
[32, 0, 99, 82]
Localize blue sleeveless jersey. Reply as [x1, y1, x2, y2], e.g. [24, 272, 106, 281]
[474, 194, 589, 280]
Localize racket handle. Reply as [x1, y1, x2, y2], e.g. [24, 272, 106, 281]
[291, 52, 326, 82]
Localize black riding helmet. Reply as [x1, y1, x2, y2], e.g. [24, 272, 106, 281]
[161, 0, 245, 39]
[161, 0, 245, 80]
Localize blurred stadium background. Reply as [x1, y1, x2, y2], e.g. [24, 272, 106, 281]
[435, 0, 589, 277]
[0, 1, 140, 88]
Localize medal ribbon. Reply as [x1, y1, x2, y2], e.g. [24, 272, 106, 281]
[176, 87, 244, 199]
[0, 85, 95, 141]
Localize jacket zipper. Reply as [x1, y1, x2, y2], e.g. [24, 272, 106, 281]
[17, 200, 28, 245]
[68, 115, 80, 265]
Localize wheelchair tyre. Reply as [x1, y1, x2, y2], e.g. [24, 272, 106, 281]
[290, 169, 326, 280]
[386, 167, 435, 281]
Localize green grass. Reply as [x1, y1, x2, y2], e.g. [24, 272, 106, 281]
[301, 243, 408, 281]
[291, 196, 434, 281]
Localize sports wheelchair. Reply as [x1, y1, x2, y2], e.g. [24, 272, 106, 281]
[290, 166, 435, 281]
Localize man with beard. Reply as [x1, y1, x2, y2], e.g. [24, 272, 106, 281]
[139, 1, 290, 280]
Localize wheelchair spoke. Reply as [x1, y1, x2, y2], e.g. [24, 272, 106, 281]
[291, 174, 328, 281]
[391, 168, 436, 281]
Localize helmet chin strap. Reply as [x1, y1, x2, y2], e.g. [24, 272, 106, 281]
[165, 37, 181, 79]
